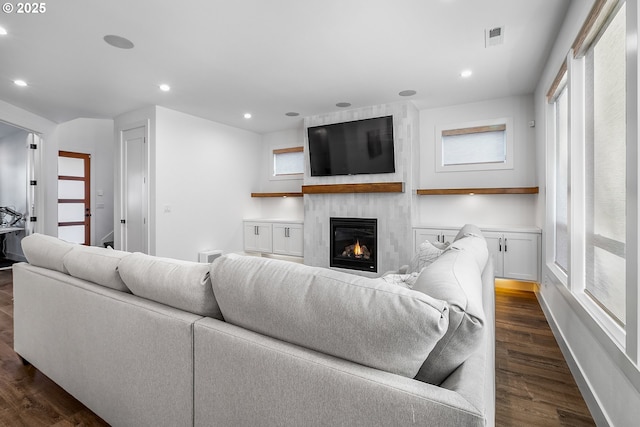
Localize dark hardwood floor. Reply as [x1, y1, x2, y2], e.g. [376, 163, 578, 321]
[0, 269, 594, 426]
[0, 270, 107, 426]
[495, 288, 595, 426]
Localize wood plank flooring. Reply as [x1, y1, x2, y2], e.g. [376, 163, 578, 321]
[495, 288, 595, 426]
[0, 269, 595, 426]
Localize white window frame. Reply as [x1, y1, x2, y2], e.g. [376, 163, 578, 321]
[546, 64, 570, 288]
[546, 0, 631, 351]
[435, 117, 514, 172]
[270, 146, 304, 181]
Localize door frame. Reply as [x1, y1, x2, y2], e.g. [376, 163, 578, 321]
[116, 120, 150, 253]
[57, 150, 91, 245]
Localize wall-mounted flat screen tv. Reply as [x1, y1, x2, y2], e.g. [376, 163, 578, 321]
[307, 115, 395, 177]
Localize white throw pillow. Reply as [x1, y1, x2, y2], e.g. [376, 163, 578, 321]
[408, 240, 450, 273]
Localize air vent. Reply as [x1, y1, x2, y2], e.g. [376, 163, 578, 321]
[485, 26, 505, 47]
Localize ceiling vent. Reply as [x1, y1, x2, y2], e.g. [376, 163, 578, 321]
[485, 26, 505, 47]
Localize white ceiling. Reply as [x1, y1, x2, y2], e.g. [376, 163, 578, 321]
[0, 0, 571, 134]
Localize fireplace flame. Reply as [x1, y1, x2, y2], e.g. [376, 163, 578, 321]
[353, 239, 362, 256]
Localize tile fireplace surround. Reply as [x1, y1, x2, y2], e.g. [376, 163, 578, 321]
[303, 102, 420, 276]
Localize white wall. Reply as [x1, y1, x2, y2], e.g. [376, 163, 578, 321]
[257, 127, 304, 220]
[534, 1, 640, 425]
[51, 118, 115, 245]
[154, 106, 262, 260]
[416, 95, 538, 227]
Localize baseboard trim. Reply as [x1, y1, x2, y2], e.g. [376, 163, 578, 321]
[535, 291, 610, 427]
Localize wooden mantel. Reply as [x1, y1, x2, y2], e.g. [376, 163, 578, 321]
[302, 182, 404, 195]
[251, 192, 303, 198]
[416, 187, 539, 195]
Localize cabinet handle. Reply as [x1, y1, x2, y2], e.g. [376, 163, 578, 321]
[437, 234, 441, 243]
[285, 227, 289, 238]
[504, 238, 508, 252]
[255, 226, 258, 235]
[499, 237, 502, 252]
[441, 233, 445, 242]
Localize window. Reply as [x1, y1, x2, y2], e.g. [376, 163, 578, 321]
[273, 146, 304, 177]
[554, 84, 569, 274]
[436, 118, 513, 172]
[583, 3, 626, 325]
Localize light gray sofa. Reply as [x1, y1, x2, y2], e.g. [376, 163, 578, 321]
[13, 225, 495, 426]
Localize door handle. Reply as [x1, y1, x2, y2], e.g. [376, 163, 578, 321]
[504, 238, 508, 252]
[499, 237, 502, 252]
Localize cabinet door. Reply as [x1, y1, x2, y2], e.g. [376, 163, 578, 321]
[442, 230, 458, 245]
[243, 222, 259, 252]
[273, 223, 304, 257]
[502, 233, 539, 282]
[256, 224, 273, 253]
[286, 224, 304, 257]
[483, 232, 505, 278]
[244, 222, 272, 253]
[272, 224, 287, 255]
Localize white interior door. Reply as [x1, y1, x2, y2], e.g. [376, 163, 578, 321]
[121, 126, 147, 253]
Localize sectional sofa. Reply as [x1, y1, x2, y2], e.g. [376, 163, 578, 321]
[12, 224, 495, 426]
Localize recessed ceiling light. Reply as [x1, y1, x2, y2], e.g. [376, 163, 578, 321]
[336, 102, 351, 108]
[460, 70, 473, 78]
[14, 79, 27, 87]
[103, 35, 134, 49]
[399, 90, 417, 97]
[0, 27, 7, 36]
[159, 84, 171, 92]
[244, 113, 252, 119]
[285, 112, 299, 117]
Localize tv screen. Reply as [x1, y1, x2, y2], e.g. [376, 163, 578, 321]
[307, 116, 395, 177]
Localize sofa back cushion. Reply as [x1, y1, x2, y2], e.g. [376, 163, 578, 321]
[63, 245, 131, 292]
[118, 253, 222, 319]
[21, 233, 74, 274]
[210, 254, 449, 379]
[412, 247, 486, 385]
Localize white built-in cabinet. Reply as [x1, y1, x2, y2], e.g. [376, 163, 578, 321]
[273, 223, 304, 257]
[483, 231, 540, 282]
[243, 221, 273, 253]
[414, 228, 458, 250]
[413, 226, 541, 282]
[243, 220, 303, 257]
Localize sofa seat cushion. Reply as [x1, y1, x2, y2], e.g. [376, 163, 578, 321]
[21, 233, 74, 274]
[118, 253, 222, 319]
[62, 245, 131, 292]
[210, 254, 449, 379]
[412, 248, 486, 385]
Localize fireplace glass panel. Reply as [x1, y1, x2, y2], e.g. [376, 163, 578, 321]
[330, 217, 377, 272]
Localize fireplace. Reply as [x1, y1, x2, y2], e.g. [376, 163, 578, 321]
[330, 217, 377, 272]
